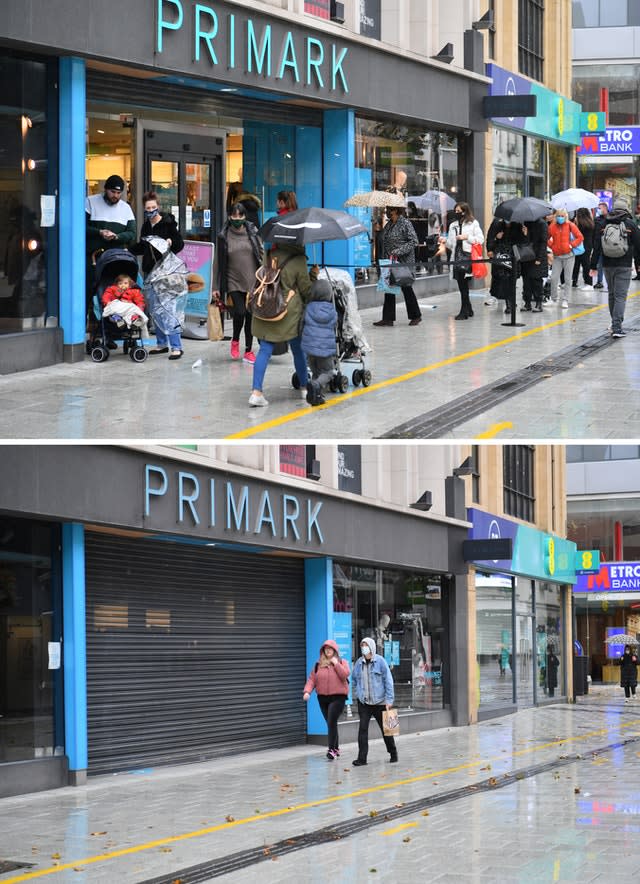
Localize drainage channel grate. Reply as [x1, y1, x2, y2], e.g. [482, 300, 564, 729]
[0, 861, 34, 873]
[380, 324, 636, 439]
[137, 735, 640, 884]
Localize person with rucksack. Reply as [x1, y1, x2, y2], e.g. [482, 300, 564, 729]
[590, 196, 640, 338]
[303, 639, 350, 761]
[247, 243, 318, 407]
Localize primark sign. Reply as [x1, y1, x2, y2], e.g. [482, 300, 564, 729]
[574, 562, 640, 593]
[156, 0, 350, 93]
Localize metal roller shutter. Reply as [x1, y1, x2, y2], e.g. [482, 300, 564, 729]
[85, 532, 306, 774]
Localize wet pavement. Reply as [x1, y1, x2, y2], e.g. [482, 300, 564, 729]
[2, 685, 640, 883]
[2, 282, 640, 440]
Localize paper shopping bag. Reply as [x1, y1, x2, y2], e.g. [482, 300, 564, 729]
[207, 302, 224, 341]
[382, 708, 400, 737]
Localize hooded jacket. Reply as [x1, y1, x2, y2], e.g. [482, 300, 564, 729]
[303, 639, 350, 697]
[590, 209, 640, 268]
[351, 637, 395, 706]
[619, 649, 638, 688]
[301, 280, 337, 358]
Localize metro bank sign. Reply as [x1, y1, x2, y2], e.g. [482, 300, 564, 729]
[574, 562, 640, 593]
[578, 127, 640, 156]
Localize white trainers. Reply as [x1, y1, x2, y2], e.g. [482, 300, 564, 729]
[579, 284, 593, 291]
[484, 296, 497, 306]
[300, 388, 308, 400]
[248, 392, 269, 407]
[561, 299, 568, 309]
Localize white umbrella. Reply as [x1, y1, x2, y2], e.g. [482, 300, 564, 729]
[407, 190, 456, 213]
[551, 188, 600, 212]
[604, 634, 639, 645]
[344, 190, 406, 209]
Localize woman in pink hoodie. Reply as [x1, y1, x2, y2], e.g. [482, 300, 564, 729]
[303, 639, 350, 760]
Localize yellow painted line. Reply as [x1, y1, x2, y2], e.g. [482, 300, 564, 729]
[226, 303, 608, 439]
[6, 717, 640, 883]
[380, 822, 418, 836]
[475, 421, 513, 439]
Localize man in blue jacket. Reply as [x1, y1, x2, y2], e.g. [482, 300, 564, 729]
[351, 636, 398, 765]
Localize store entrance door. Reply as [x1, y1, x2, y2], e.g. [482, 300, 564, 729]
[144, 130, 223, 241]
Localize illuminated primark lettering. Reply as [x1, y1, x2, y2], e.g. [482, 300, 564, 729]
[144, 464, 324, 543]
[156, 0, 349, 93]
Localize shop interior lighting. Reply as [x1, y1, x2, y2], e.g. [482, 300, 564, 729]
[21, 115, 32, 137]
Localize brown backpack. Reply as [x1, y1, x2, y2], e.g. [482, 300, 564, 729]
[247, 255, 296, 322]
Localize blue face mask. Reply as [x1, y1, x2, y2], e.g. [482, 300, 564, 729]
[144, 209, 158, 220]
[556, 216, 566, 225]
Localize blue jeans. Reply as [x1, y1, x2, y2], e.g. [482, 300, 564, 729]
[252, 336, 308, 392]
[155, 327, 182, 350]
[146, 283, 182, 350]
[604, 264, 632, 334]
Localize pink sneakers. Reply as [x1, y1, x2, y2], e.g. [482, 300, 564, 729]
[242, 350, 256, 364]
[230, 340, 240, 360]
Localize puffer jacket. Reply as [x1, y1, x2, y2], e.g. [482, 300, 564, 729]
[303, 639, 350, 697]
[351, 637, 395, 706]
[382, 215, 418, 265]
[548, 220, 582, 257]
[250, 245, 317, 343]
[619, 651, 638, 688]
[301, 300, 337, 358]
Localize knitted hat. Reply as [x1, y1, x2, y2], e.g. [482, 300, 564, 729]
[104, 175, 125, 192]
[310, 278, 333, 302]
[613, 196, 630, 212]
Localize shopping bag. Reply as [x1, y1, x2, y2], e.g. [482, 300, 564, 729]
[513, 243, 536, 263]
[471, 242, 488, 279]
[382, 708, 400, 737]
[388, 263, 415, 287]
[207, 301, 224, 341]
[376, 259, 402, 296]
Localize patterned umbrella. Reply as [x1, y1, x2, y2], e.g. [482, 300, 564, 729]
[604, 634, 639, 645]
[551, 188, 600, 212]
[344, 190, 406, 208]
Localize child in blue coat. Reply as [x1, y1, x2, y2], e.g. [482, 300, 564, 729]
[301, 278, 338, 406]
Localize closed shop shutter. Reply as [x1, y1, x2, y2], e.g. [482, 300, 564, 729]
[85, 532, 306, 774]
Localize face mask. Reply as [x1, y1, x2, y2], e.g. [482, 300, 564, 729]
[361, 646, 372, 657]
[144, 209, 158, 220]
[556, 216, 566, 225]
[230, 218, 245, 228]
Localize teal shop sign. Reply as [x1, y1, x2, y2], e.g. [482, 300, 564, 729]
[156, 0, 349, 93]
[487, 64, 582, 146]
[511, 524, 577, 583]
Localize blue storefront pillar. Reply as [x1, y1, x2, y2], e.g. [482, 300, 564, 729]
[323, 109, 356, 273]
[304, 557, 333, 736]
[62, 522, 88, 784]
[58, 57, 87, 361]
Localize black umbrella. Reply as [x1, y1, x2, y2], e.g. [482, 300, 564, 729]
[258, 207, 368, 245]
[494, 196, 553, 224]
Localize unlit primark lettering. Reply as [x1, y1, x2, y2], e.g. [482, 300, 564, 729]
[156, 0, 349, 93]
[144, 464, 324, 543]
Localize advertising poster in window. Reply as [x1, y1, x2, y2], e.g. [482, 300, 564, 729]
[338, 446, 362, 494]
[182, 240, 214, 318]
[332, 611, 353, 704]
[280, 445, 307, 478]
[305, 0, 330, 19]
[360, 0, 381, 39]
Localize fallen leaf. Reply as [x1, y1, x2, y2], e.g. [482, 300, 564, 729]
[369, 810, 378, 818]
[51, 853, 61, 860]
[369, 869, 378, 873]
[574, 787, 581, 794]
[488, 777, 498, 786]
[402, 836, 411, 843]
[90, 832, 107, 836]
[73, 868, 84, 873]
[160, 847, 172, 854]
[225, 815, 235, 822]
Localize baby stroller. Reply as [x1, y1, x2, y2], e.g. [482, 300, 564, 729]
[87, 249, 148, 364]
[291, 268, 372, 395]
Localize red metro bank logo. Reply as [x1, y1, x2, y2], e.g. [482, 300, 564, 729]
[585, 563, 640, 591]
[586, 565, 610, 590]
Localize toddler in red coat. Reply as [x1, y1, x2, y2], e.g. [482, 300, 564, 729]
[101, 274, 148, 328]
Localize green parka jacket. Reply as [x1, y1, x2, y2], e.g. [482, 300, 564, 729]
[250, 245, 317, 343]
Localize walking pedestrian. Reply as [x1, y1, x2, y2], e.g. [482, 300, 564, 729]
[131, 191, 185, 359]
[593, 201, 609, 289]
[519, 217, 548, 312]
[247, 245, 318, 407]
[300, 278, 338, 407]
[212, 202, 263, 364]
[547, 209, 583, 309]
[373, 205, 421, 327]
[446, 202, 484, 320]
[303, 639, 350, 760]
[571, 208, 595, 290]
[546, 649, 559, 697]
[351, 637, 398, 766]
[590, 196, 640, 338]
[619, 644, 638, 702]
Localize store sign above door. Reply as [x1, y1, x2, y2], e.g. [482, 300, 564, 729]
[486, 63, 582, 146]
[143, 464, 324, 545]
[577, 127, 640, 156]
[574, 562, 640, 593]
[156, 0, 350, 94]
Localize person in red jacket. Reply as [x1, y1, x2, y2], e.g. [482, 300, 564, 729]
[303, 639, 350, 760]
[101, 274, 146, 328]
[547, 209, 583, 309]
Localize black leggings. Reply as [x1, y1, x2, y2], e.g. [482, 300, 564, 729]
[317, 694, 346, 751]
[624, 683, 637, 698]
[454, 271, 471, 313]
[228, 290, 253, 351]
[382, 286, 421, 322]
[356, 700, 396, 761]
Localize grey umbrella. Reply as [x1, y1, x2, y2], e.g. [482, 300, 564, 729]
[494, 196, 553, 224]
[258, 207, 368, 246]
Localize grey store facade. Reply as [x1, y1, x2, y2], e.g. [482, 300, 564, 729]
[0, 446, 470, 797]
[0, 0, 487, 375]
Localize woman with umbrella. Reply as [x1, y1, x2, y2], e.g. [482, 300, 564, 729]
[571, 208, 595, 291]
[619, 644, 638, 703]
[374, 204, 422, 327]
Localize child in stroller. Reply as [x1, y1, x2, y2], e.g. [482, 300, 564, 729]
[87, 249, 148, 363]
[301, 278, 338, 407]
[101, 274, 147, 329]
